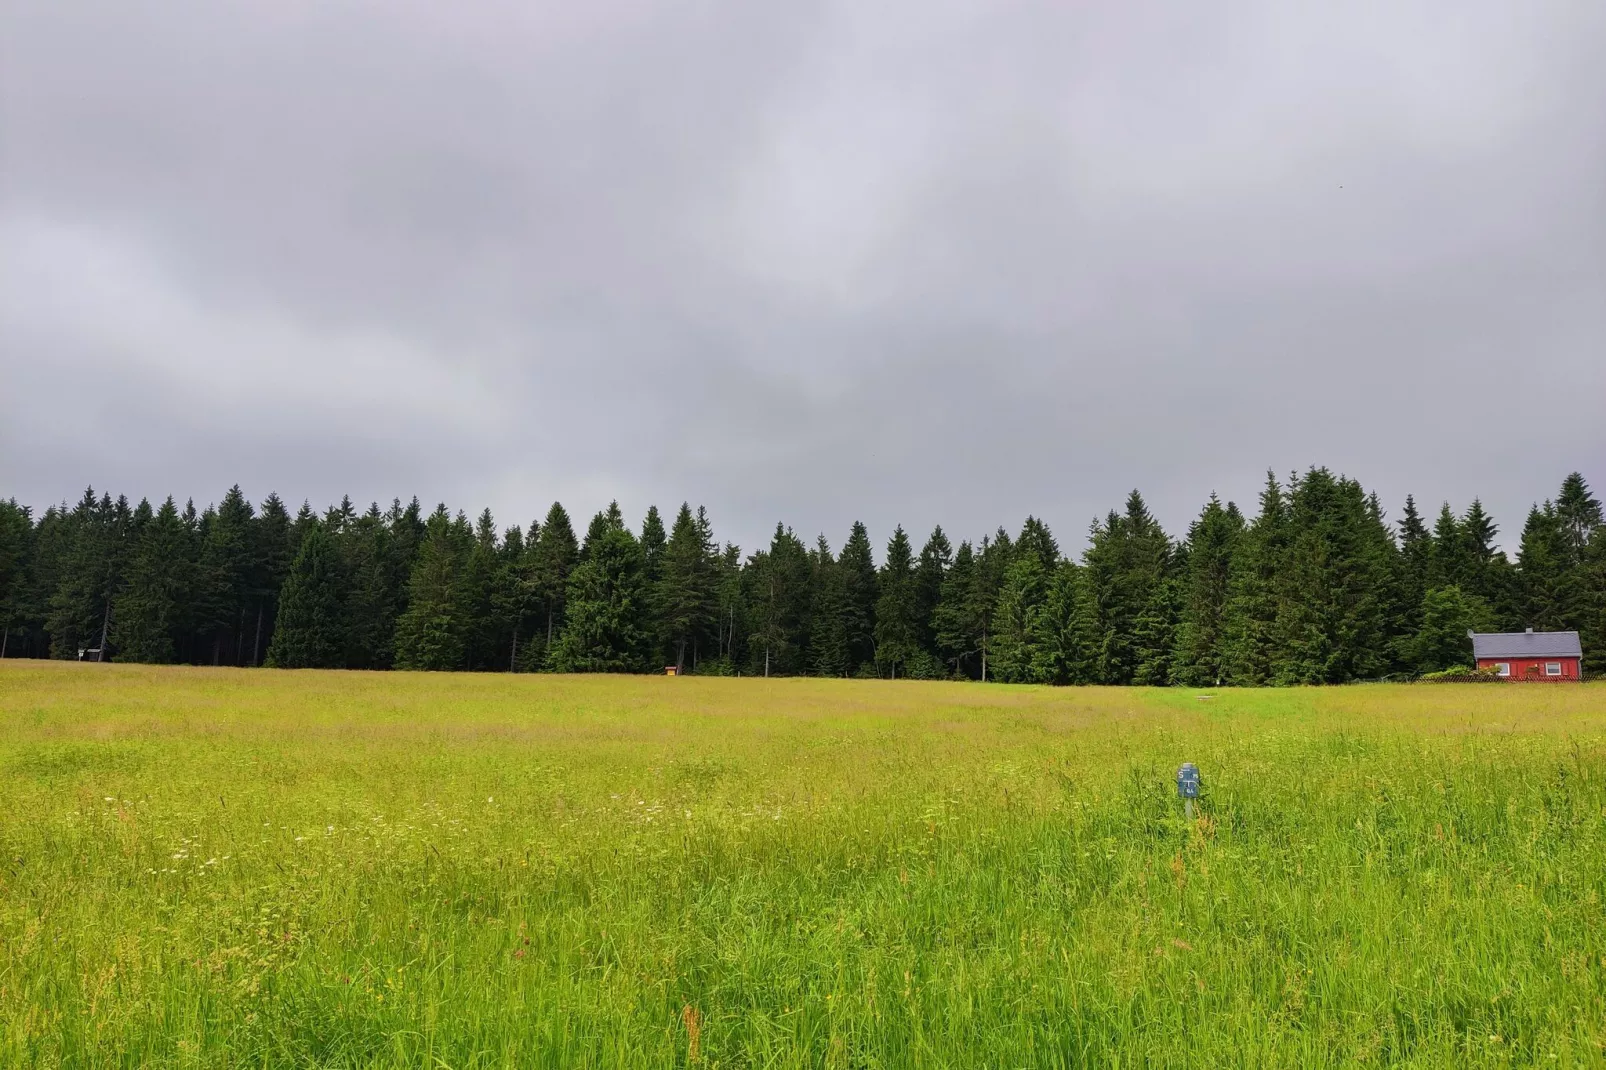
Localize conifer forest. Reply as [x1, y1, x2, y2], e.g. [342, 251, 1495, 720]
[2, 469, 1602, 683]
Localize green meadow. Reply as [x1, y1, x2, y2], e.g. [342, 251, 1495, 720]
[2, 663, 1605, 1068]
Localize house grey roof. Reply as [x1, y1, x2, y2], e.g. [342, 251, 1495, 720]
[1468, 630, 1583, 659]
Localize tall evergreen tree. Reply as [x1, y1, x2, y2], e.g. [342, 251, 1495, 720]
[1556, 473, 1604, 563]
[658, 503, 719, 673]
[265, 522, 347, 669]
[194, 485, 255, 666]
[548, 510, 650, 673]
[1029, 562, 1096, 685]
[248, 493, 294, 667]
[1515, 503, 1570, 631]
[913, 526, 952, 659]
[874, 526, 920, 678]
[1222, 473, 1290, 685]
[1404, 586, 1494, 673]
[528, 502, 579, 660]
[0, 500, 33, 658]
[837, 522, 879, 675]
[1172, 495, 1242, 687]
[989, 548, 1048, 683]
[744, 524, 812, 676]
[343, 504, 402, 669]
[110, 497, 192, 663]
[808, 534, 851, 677]
[971, 530, 1012, 681]
[1269, 469, 1391, 684]
[393, 507, 469, 671]
[933, 540, 979, 677]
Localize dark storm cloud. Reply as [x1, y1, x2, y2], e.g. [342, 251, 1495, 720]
[3, 0, 1603, 554]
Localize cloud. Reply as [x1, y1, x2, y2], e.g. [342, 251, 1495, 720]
[3, 0, 1603, 554]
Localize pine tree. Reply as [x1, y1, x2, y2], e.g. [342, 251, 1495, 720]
[838, 522, 879, 675]
[808, 534, 851, 677]
[933, 540, 978, 677]
[1579, 519, 1606, 676]
[1269, 469, 1391, 684]
[110, 497, 192, 663]
[1028, 562, 1096, 685]
[1171, 495, 1242, 686]
[989, 549, 1047, 683]
[1515, 503, 1569, 631]
[248, 493, 294, 667]
[265, 522, 347, 668]
[0, 500, 34, 658]
[343, 503, 402, 669]
[548, 510, 650, 673]
[659, 503, 719, 673]
[1404, 586, 1494, 672]
[528, 502, 578, 661]
[744, 524, 811, 676]
[1083, 492, 1173, 685]
[392, 507, 468, 671]
[874, 526, 920, 678]
[459, 509, 510, 670]
[913, 526, 952, 660]
[1222, 473, 1290, 685]
[194, 485, 255, 666]
[971, 530, 1012, 681]
[1555, 473, 1602, 564]
[46, 489, 133, 660]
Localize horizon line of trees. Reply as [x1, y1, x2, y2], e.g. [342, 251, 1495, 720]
[1, 468, 1602, 684]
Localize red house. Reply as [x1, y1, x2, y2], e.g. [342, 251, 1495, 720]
[1468, 629, 1583, 681]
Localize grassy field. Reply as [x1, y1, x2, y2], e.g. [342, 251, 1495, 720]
[2, 665, 1605, 1068]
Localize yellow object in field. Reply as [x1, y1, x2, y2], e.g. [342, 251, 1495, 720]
[664, 666, 678, 676]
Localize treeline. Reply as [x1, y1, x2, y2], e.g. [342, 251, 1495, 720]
[1, 469, 1602, 683]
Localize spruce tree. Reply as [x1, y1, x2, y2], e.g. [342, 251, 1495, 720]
[1515, 503, 1569, 630]
[1556, 473, 1603, 562]
[343, 504, 402, 669]
[528, 503, 578, 660]
[971, 531, 1013, 681]
[0, 500, 34, 658]
[1579, 519, 1606, 676]
[1270, 469, 1391, 684]
[249, 493, 294, 667]
[659, 503, 719, 673]
[265, 522, 347, 669]
[874, 526, 920, 678]
[392, 507, 468, 671]
[808, 534, 851, 677]
[838, 522, 879, 674]
[933, 540, 978, 677]
[1172, 495, 1242, 687]
[743, 524, 811, 676]
[193, 486, 256, 665]
[1029, 561, 1096, 685]
[548, 510, 650, 673]
[913, 526, 952, 659]
[1405, 586, 1494, 672]
[989, 549, 1047, 683]
[1222, 473, 1289, 685]
[111, 497, 192, 663]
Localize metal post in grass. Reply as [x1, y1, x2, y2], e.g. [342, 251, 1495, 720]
[1176, 762, 1200, 821]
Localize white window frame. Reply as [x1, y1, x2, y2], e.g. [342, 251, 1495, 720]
[1545, 662, 1562, 677]
[1495, 662, 1511, 677]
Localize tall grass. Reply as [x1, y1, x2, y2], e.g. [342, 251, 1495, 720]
[2, 663, 1604, 1067]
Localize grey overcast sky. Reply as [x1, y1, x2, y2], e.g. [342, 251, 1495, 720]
[2, 0, 1603, 557]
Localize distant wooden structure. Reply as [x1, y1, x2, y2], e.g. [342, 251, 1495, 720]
[664, 666, 678, 676]
[1468, 629, 1582, 681]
